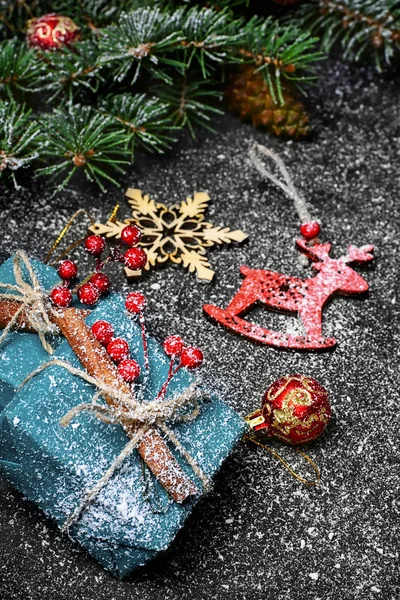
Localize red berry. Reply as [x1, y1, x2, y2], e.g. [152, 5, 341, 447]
[107, 338, 130, 362]
[50, 286, 72, 308]
[300, 221, 321, 240]
[121, 225, 142, 247]
[57, 260, 78, 280]
[77, 282, 100, 306]
[124, 247, 147, 271]
[89, 272, 111, 295]
[85, 235, 106, 257]
[125, 291, 146, 314]
[91, 320, 114, 345]
[180, 347, 203, 369]
[164, 335, 184, 358]
[118, 359, 141, 382]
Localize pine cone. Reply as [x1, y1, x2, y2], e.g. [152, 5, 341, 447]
[226, 65, 311, 140]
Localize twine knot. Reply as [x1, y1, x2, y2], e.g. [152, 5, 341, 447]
[19, 358, 210, 531]
[0, 251, 59, 354]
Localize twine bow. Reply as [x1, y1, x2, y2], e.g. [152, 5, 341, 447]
[19, 358, 210, 531]
[0, 251, 59, 354]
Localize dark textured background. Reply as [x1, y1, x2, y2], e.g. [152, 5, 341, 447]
[0, 59, 399, 600]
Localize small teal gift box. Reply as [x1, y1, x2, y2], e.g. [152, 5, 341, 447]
[0, 261, 245, 578]
[0, 254, 64, 411]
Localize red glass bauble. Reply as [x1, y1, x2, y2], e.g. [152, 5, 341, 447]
[26, 14, 79, 50]
[247, 374, 330, 445]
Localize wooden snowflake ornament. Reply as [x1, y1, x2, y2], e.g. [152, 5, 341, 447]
[90, 189, 248, 281]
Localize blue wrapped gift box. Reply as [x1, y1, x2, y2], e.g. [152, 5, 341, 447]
[0, 255, 64, 411]
[0, 254, 89, 411]
[0, 278, 245, 577]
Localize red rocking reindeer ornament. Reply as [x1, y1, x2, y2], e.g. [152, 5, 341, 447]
[204, 144, 374, 351]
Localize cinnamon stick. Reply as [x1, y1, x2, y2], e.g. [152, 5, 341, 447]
[0, 299, 198, 503]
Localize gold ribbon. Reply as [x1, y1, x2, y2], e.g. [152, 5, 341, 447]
[0, 251, 59, 354]
[243, 434, 321, 486]
[19, 358, 210, 531]
[44, 209, 95, 266]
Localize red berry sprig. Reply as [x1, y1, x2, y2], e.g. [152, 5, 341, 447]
[89, 272, 111, 295]
[85, 235, 106, 257]
[91, 320, 114, 345]
[125, 291, 148, 371]
[118, 359, 141, 383]
[105, 335, 141, 383]
[163, 335, 184, 358]
[48, 225, 147, 309]
[57, 260, 78, 280]
[78, 225, 147, 304]
[125, 291, 146, 314]
[121, 225, 142, 247]
[124, 247, 147, 271]
[180, 347, 204, 370]
[77, 282, 100, 306]
[106, 337, 130, 362]
[50, 286, 73, 308]
[156, 337, 203, 402]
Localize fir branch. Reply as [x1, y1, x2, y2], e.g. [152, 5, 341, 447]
[0, 99, 41, 188]
[154, 77, 223, 136]
[293, 0, 400, 70]
[100, 93, 176, 153]
[49, 0, 157, 31]
[41, 41, 102, 102]
[240, 17, 324, 103]
[0, 38, 48, 97]
[97, 7, 186, 84]
[179, 6, 244, 77]
[0, 0, 39, 38]
[36, 105, 131, 193]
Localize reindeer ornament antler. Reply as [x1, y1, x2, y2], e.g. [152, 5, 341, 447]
[204, 144, 374, 351]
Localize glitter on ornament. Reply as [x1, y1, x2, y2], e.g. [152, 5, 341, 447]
[204, 239, 374, 350]
[26, 14, 79, 50]
[245, 375, 331, 445]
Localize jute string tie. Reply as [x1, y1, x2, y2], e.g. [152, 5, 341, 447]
[0, 251, 59, 354]
[249, 143, 313, 224]
[19, 359, 210, 531]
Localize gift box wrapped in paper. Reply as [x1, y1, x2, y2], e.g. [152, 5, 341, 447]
[0, 287, 245, 578]
[0, 255, 64, 411]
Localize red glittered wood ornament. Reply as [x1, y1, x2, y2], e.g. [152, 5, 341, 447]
[203, 144, 374, 351]
[26, 14, 79, 50]
[204, 240, 374, 350]
[245, 375, 331, 445]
